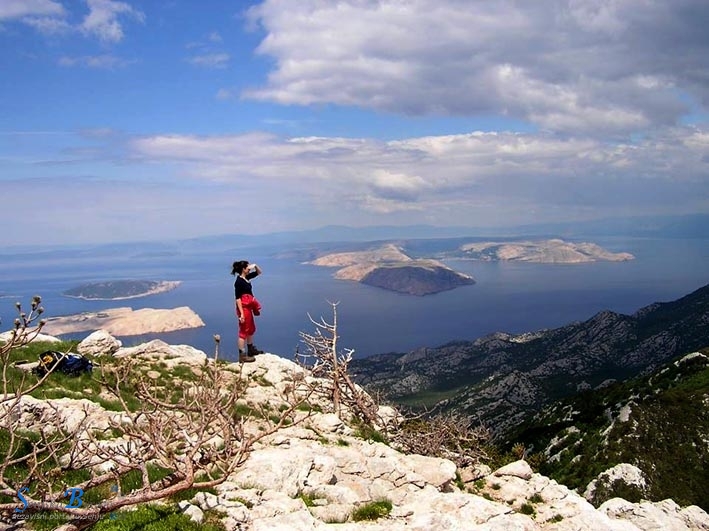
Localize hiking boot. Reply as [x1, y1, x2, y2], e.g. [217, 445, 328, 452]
[239, 353, 256, 363]
[248, 344, 264, 355]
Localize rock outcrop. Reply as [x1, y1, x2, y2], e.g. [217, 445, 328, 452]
[77, 329, 123, 356]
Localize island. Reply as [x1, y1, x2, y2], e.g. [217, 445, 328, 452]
[63, 280, 181, 300]
[454, 239, 635, 263]
[308, 244, 475, 295]
[40, 307, 205, 336]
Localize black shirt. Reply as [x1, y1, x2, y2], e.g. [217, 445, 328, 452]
[234, 271, 259, 299]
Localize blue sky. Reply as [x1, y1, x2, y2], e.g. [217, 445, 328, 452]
[1, 0, 708, 246]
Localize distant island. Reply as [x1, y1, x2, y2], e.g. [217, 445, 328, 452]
[453, 239, 634, 263]
[308, 244, 475, 295]
[41, 306, 205, 336]
[63, 280, 181, 300]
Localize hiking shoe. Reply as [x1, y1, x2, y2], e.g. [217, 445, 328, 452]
[248, 344, 264, 355]
[239, 353, 256, 363]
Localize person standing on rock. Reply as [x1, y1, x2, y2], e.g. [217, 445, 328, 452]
[231, 260, 264, 363]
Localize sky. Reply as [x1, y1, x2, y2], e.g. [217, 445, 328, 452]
[1, 0, 708, 246]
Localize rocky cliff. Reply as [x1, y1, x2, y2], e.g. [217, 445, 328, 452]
[3, 331, 707, 530]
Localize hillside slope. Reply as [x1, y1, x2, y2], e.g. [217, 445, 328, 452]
[511, 350, 709, 511]
[352, 283, 709, 437]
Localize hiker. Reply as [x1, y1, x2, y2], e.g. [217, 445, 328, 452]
[231, 260, 263, 362]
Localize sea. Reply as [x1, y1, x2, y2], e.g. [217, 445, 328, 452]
[1, 236, 707, 362]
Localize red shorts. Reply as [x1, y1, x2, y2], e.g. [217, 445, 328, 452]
[238, 308, 256, 339]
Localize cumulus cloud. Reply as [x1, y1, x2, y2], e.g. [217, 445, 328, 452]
[127, 126, 709, 225]
[81, 0, 144, 43]
[243, 0, 709, 134]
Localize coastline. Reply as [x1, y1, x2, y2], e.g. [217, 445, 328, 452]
[62, 280, 182, 301]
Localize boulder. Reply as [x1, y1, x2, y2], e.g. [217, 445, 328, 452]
[77, 329, 122, 356]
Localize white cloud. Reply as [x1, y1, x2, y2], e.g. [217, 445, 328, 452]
[59, 54, 134, 68]
[127, 126, 709, 225]
[244, 0, 709, 134]
[0, 0, 64, 19]
[3, 124, 708, 244]
[187, 53, 230, 69]
[216, 88, 234, 100]
[21, 15, 71, 34]
[2, 0, 144, 42]
[81, 0, 144, 43]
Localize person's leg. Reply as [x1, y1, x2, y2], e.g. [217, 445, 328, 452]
[238, 323, 254, 362]
[247, 335, 264, 355]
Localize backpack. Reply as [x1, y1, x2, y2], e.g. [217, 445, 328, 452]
[33, 351, 92, 377]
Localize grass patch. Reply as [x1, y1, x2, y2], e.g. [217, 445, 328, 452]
[529, 493, 544, 503]
[519, 503, 536, 516]
[92, 504, 225, 531]
[351, 499, 392, 522]
[299, 492, 317, 507]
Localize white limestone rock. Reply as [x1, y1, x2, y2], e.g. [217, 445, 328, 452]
[178, 501, 204, 524]
[494, 459, 534, 480]
[600, 498, 709, 531]
[114, 339, 207, 367]
[585, 463, 650, 505]
[0, 330, 61, 344]
[77, 329, 122, 356]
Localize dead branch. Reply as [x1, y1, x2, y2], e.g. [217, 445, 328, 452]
[297, 302, 380, 427]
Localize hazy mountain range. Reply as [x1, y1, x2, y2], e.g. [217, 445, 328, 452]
[2, 213, 707, 257]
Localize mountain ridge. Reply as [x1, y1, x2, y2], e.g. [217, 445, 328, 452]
[351, 283, 709, 438]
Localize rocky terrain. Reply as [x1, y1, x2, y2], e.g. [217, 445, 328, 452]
[351, 283, 709, 438]
[63, 280, 181, 300]
[308, 244, 474, 295]
[40, 306, 205, 336]
[2, 330, 707, 530]
[453, 239, 634, 262]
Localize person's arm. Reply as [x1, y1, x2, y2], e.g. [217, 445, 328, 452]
[246, 263, 262, 279]
[236, 298, 245, 322]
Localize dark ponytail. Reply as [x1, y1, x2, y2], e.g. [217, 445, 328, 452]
[231, 260, 249, 276]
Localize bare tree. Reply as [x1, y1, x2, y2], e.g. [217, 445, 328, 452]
[391, 412, 491, 469]
[296, 302, 491, 470]
[0, 303, 314, 529]
[297, 301, 379, 427]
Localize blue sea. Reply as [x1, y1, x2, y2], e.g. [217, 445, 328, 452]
[1, 237, 707, 362]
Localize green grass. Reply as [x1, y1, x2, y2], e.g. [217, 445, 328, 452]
[351, 499, 392, 522]
[92, 504, 225, 531]
[519, 503, 536, 516]
[529, 493, 544, 504]
[299, 492, 317, 507]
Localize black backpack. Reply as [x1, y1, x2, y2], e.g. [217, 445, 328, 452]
[33, 351, 93, 377]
